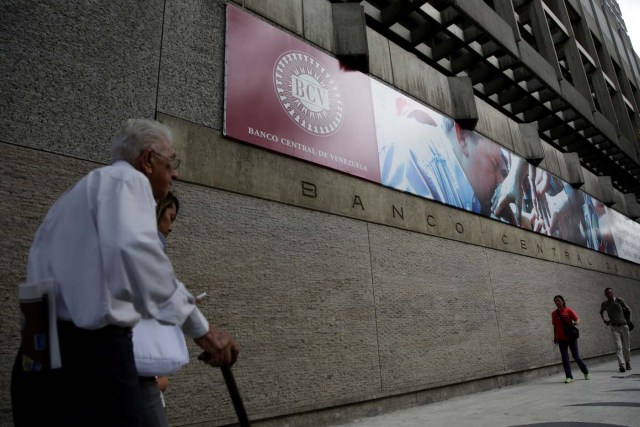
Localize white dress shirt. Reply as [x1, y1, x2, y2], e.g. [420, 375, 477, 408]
[26, 161, 208, 338]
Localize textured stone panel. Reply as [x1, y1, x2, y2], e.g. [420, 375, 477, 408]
[486, 249, 559, 372]
[389, 42, 451, 116]
[245, 0, 303, 35]
[554, 264, 639, 356]
[0, 0, 163, 164]
[0, 143, 381, 424]
[162, 183, 380, 423]
[157, 0, 227, 129]
[369, 225, 503, 392]
[366, 28, 394, 84]
[0, 144, 98, 424]
[303, 0, 333, 52]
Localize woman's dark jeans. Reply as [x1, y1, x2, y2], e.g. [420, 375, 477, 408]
[559, 339, 589, 378]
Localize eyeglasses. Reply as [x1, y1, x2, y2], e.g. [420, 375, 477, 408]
[151, 150, 181, 170]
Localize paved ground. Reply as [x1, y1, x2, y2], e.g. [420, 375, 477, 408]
[331, 354, 640, 427]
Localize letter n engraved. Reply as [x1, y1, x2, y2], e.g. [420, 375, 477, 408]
[302, 181, 317, 198]
[392, 205, 404, 220]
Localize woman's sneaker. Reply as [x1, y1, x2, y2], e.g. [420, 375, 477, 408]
[565, 378, 573, 384]
[584, 373, 591, 380]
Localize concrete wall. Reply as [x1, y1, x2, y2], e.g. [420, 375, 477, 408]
[1, 1, 639, 426]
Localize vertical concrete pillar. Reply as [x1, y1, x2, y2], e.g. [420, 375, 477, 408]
[623, 193, 640, 219]
[512, 122, 544, 165]
[558, 151, 584, 188]
[447, 76, 478, 129]
[331, 2, 368, 72]
[597, 175, 616, 206]
[529, 0, 562, 80]
[493, 0, 521, 42]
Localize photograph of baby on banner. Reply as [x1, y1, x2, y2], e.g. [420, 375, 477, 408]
[371, 78, 624, 259]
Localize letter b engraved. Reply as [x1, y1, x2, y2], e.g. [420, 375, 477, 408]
[302, 181, 317, 198]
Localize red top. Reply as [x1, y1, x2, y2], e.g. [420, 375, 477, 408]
[551, 307, 578, 340]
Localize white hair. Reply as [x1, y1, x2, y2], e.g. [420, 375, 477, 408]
[110, 118, 173, 164]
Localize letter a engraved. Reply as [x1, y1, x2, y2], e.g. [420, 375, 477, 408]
[302, 181, 317, 198]
[353, 195, 364, 211]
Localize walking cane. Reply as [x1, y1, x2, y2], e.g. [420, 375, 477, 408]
[199, 352, 251, 427]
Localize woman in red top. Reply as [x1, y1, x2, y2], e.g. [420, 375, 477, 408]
[552, 295, 590, 383]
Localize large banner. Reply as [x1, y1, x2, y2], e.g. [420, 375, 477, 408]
[224, 5, 640, 266]
[225, 5, 380, 182]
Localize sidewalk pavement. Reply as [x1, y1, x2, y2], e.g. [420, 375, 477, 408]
[332, 354, 640, 427]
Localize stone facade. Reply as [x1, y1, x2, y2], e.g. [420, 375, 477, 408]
[1, 1, 639, 426]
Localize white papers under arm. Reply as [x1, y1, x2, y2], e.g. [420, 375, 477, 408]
[18, 280, 61, 370]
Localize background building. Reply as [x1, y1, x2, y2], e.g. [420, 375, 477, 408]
[1, 0, 639, 425]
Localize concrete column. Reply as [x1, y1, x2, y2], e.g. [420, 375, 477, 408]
[558, 151, 584, 188]
[493, 0, 521, 42]
[597, 175, 616, 206]
[623, 194, 640, 220]
[331, 2, 368, 72]
[529, 0, 562, 80]
[447, 76, 478, 129]
[512, 122, 544, 165]
[551, 0, 593, 107]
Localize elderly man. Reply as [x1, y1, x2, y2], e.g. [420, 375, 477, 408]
[11, 119, 238, 426]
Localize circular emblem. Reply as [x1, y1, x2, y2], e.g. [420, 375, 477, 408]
[273, 51, 343, 136]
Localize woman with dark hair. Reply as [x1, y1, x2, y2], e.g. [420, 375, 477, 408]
[133, 191, 189, 427]
[552, 295, 590, 383]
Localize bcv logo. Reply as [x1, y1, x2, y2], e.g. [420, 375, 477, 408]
[274, 51, 343, 136]
[291, 74, 330, 112]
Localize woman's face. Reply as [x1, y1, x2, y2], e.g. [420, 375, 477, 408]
[158, 203, 177, 237]
[554, 297, 564, 309]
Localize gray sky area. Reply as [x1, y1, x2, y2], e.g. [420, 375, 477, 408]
[618, 0, 640, 55]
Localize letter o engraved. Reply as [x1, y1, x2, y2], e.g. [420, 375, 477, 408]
[426, 215, 436, 227]
[455, 223, 464, 234]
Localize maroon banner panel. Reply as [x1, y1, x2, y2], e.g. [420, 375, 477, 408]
[224, 5, 381, 182]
